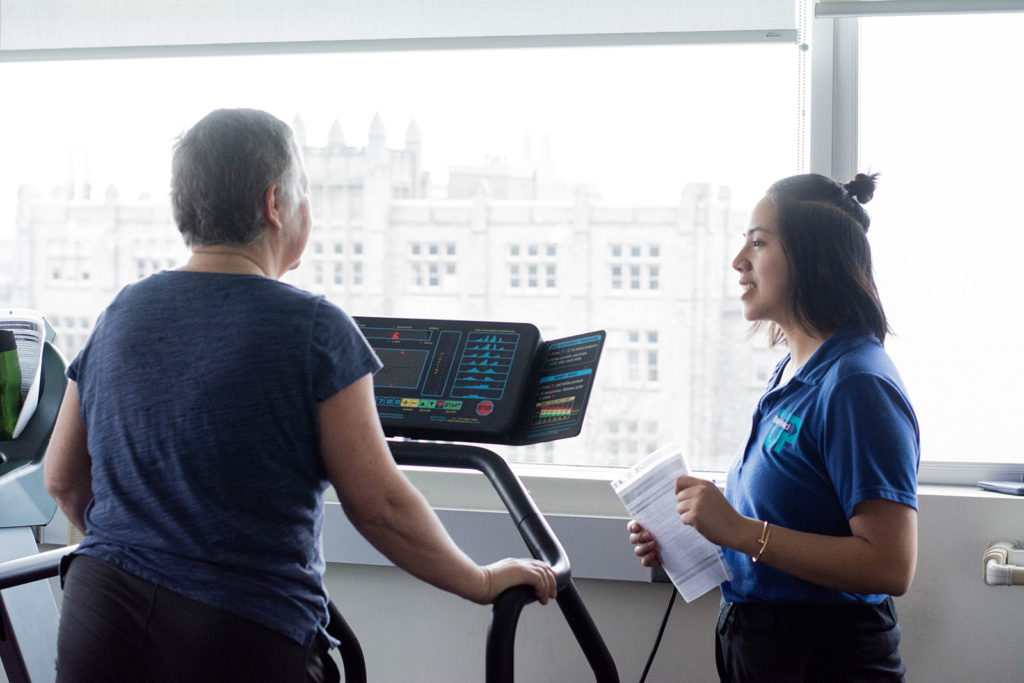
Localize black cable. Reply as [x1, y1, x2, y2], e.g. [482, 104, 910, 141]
[638, 586, 678, 683]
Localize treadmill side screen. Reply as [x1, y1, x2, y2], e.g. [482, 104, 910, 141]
[356, 317, 542, 443]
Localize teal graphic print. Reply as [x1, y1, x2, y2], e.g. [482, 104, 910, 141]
[764, 410, 802, 453]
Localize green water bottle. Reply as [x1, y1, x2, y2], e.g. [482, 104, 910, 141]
[0, 329, 22, 441]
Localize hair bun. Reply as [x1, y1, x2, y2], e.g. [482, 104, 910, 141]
[843, 173, 879, 204]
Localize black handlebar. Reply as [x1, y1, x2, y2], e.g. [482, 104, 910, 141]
[388, 441, 570, 579]
[388, 440, 619, 683]
[0, 543, 77, 590]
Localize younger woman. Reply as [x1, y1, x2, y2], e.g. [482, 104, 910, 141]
[629, 173, 919, 682]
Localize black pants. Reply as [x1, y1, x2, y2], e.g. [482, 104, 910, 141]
[715, 598, 906, 683]
[56, 554, 340, 683]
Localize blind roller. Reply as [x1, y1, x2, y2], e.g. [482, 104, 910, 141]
[1, 1, 797, 53]
[817, 0, 1024, 17]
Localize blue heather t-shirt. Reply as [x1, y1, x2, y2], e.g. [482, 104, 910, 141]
[68, 271, 382, 646]
[722, 329, 919, 606]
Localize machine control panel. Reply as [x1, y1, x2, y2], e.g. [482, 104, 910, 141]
[355, 316, 605, 445]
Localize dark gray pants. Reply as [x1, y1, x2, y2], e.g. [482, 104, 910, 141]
[716, 598, 906, 682]
[56, 554, 339, 683]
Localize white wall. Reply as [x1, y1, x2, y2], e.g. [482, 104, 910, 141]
[323, 487, 1024, 682]
[21, 484, 1024, 681]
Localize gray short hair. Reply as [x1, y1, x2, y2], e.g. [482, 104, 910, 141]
[171, 108, 296, 247]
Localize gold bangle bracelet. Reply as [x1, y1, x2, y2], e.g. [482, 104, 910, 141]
[751, 521, 771, 563]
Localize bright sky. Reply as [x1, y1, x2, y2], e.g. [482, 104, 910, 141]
[859, 14, 1024, 464]
[0, 43, 798, 237]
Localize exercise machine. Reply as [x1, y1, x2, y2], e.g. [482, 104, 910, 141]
[0, 314, 67, 683]
[349, 316, 616, 681]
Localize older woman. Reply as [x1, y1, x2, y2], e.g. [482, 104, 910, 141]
[45, 108, 555, 683]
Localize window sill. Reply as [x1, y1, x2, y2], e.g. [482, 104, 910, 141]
[323, 459, 1024, 518]
[322, 460, 1023, 583]
[36, 461, 1021, 582]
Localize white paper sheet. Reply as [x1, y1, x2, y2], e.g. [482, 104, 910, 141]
[612, 443, 731, 602]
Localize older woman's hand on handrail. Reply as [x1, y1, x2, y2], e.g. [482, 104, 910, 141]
[476, 558, 557, 605]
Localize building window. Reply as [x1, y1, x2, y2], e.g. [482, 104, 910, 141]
[507, 242, 557, 293]
[610, 244, 661, 293]
[604, 419, 658, 466]
[626, 329, 659, 386]
[48, 241, 95, 285]
[350, 242, 365, 288]
[408, 242, 456, 291]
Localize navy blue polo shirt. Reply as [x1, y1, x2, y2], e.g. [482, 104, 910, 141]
[722, 329, 919, 605]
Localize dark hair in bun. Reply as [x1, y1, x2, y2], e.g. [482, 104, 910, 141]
[843, 172, 879, 205]
[768, 172, 877, 232]
[758, 172, 889, 343]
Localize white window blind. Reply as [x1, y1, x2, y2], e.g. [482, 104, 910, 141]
[817, 0, 1024, 17]
[0, 1, 797, 55]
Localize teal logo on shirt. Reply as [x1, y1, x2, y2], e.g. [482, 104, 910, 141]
[765, 410, 802, 453]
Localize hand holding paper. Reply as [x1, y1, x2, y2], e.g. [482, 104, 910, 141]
[613, 444, 731, 602]
[674, 475, 743, 547]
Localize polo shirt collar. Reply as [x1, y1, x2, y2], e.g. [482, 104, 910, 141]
[784, 328, 878, 387]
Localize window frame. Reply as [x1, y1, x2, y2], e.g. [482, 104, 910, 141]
[809, 7, 1024, 484]
[6, 4, 1020, 487]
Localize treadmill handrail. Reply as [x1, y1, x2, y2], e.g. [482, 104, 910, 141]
[388, 440, 619, 683]
[388, 440, 571, 580]
[0, 543, 76, 590]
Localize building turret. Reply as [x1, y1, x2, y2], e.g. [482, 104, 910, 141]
[367, 113, 387, 167]
[291, 114, 307, 149]
[405, 119, 421, 152]
[327, 119, 345, 149]
[405, 119, 422, 197]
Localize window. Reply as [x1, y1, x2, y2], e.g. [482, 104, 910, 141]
[609, 244, 662, 293]
[507, 242, 558, 293]
[604, 419, 660, 467]
[625, 329, 660, 386]
[48, 239, 94, 285]
[351, 243, 364, 288]
[408, 241, 457, 291]
[0, 39, 799, 471]
[304, 234, 362, 293]
[857, 12, 1024, 467]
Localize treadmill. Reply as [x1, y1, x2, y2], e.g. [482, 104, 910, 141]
[355, 316, 616, 681]
[0, 314, 68, 683]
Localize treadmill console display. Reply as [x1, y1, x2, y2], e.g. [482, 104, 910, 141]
[355, 316, 605, 445]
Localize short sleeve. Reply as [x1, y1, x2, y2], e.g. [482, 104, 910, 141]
[823, 373, 920, 518]
[309, 299, 383, 402]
